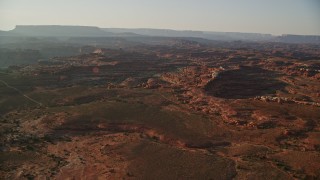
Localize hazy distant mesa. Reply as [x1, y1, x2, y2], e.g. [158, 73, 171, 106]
[1, 25, 320, 44]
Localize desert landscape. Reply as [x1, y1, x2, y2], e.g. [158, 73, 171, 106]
[0, 26, 320, 179]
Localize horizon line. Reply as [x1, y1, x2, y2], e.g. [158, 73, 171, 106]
[2, 24, 320, 37]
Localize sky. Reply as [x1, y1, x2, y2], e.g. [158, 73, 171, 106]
[0, 0, 319, 35]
